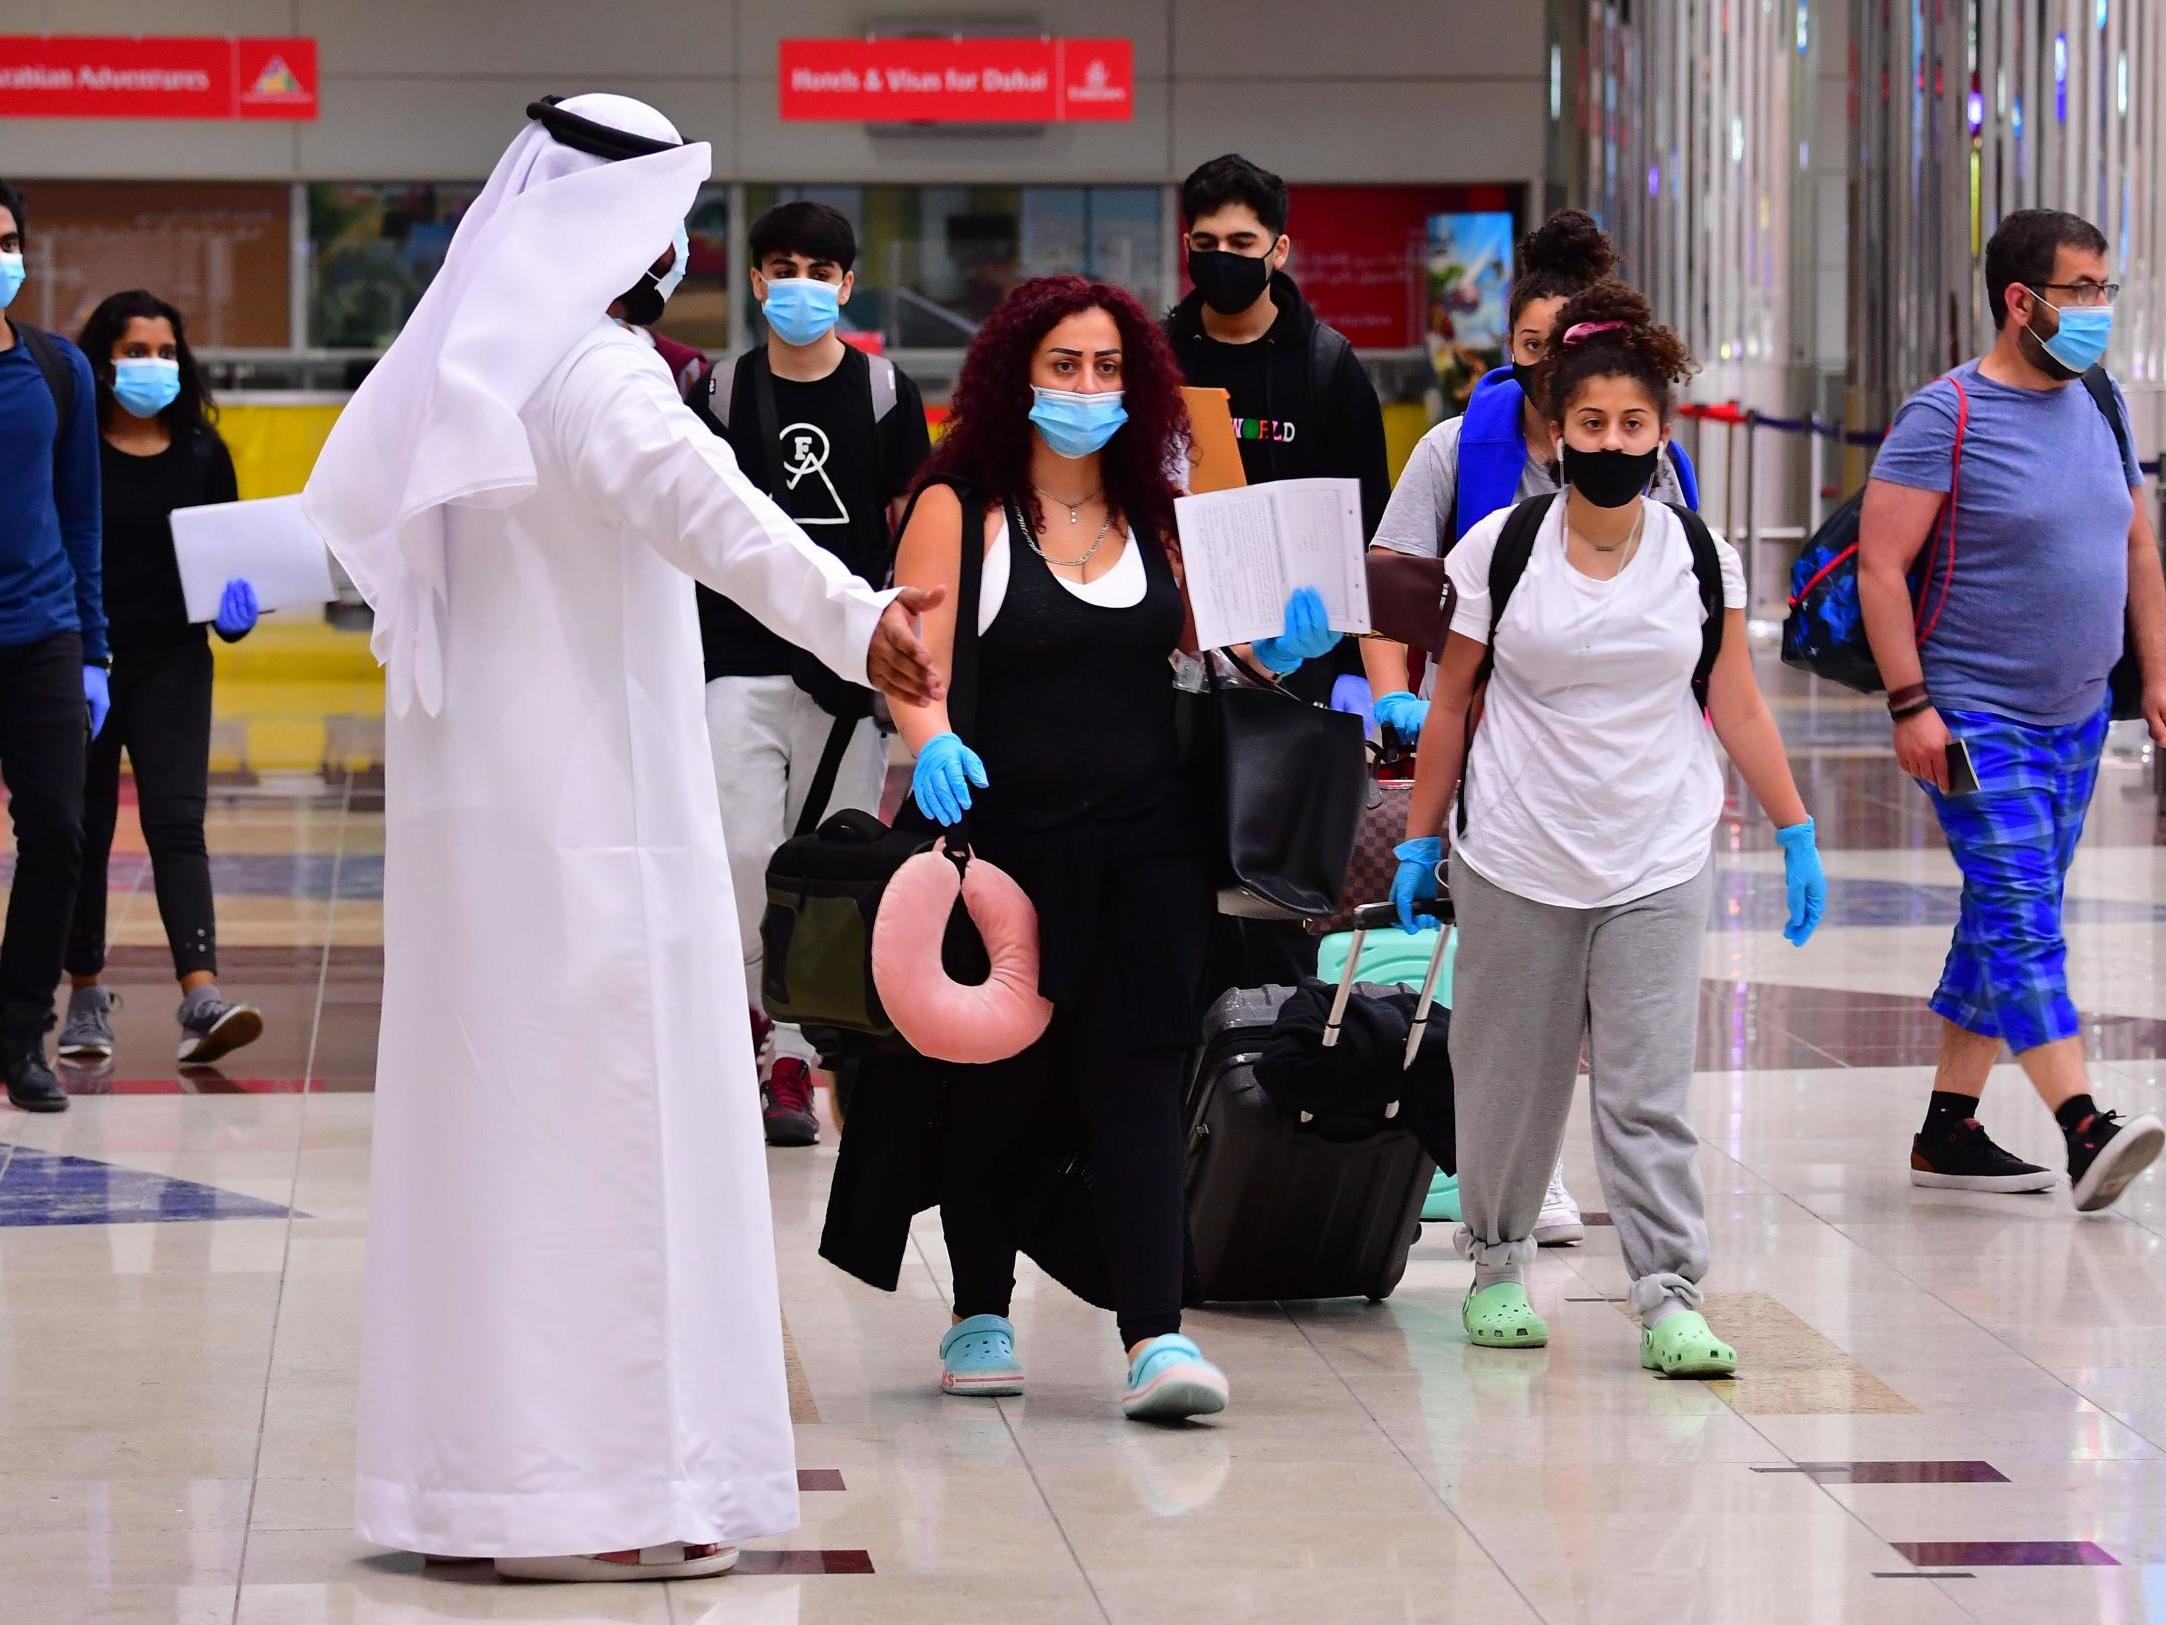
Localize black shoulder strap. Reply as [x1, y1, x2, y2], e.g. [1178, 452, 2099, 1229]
[794, 477, 986, 839]
[1454, 492, 1560, 836]
[747, 348, 790, 498]
[2080, 366, 2135, 474]
[1308, 323, 1352, 419]
[16, 325, 77, 472]
[1474, 493, 1558, 689]
[1669, 503, 1726, 711]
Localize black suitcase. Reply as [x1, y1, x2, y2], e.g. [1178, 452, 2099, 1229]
[1184, 902, 1451, 1304]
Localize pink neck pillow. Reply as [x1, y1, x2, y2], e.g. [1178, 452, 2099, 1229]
[873, 848, 1053, 1065]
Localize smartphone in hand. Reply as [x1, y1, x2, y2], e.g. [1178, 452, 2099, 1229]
[1945, 738, 1981, 797]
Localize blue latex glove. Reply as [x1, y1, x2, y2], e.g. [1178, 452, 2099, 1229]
[912, 731, 987, 827]
[1392, 835, 1444, 933]
[1329, 672, 1376, 730]
[1373, 689, 1430, 744]
[214, 578, 259, 642]
[1774, 818, 1825, 947]
[1251, 585, 1341, 675]
[83, 666, 109, 739]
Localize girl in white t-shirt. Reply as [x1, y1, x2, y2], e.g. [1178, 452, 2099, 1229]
[1390, 282, 1827, 1378]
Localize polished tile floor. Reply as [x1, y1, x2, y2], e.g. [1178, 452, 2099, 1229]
[6, 680, 2166, 1623]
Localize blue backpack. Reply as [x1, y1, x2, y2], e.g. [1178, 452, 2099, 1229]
[1453, 365, 1701, 542]
[1780, 372, 1971, 694]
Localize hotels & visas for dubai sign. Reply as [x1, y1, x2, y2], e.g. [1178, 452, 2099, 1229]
[779, 37, 1134, 123]
[0, 36, 318, 120]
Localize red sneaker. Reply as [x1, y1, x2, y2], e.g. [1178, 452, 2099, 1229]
[761, 1057, 819, 1147]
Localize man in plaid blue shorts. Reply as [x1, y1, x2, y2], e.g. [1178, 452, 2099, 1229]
[1859, 209, 2166, 1213]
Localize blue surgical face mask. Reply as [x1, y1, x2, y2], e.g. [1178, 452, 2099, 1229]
[2030, 291, 2114, 377]
[762, 277, 841, 347]
[111, 358, 182, 419]
[1029, 386, 1127, 459]
[0, 252, 23, 310]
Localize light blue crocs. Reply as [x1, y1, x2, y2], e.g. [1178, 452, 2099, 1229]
[1422, 1171, 1461, 1223]
[1121, 1334, 1230, 1422]
[939, 1314, 1023, 1397]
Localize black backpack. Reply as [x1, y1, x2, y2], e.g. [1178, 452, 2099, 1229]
[1782, 365, 2145, 719]
[14, 321, 78, 478]
[1456, 491, 1726, 834]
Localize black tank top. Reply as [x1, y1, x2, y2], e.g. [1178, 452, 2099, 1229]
[968, 500, 1185, 826]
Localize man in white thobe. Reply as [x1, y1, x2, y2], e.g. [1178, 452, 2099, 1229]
[302, 94, 941, 1583]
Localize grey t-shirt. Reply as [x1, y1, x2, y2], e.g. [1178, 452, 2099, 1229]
[1371, 413, 1690, 562]
[1871, 360, 2140, 727]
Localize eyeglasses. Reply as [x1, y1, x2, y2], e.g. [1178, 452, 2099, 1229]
[2033, 280, 2120, 306]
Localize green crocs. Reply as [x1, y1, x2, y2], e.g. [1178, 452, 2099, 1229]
[1422, 1171, 1461, 1224]
[1640, 1311, 1738, 1379]
[1462, 1282, 1548, 1348]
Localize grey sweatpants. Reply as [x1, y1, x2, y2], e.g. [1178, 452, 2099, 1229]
[1448, 850, 1713, 1324]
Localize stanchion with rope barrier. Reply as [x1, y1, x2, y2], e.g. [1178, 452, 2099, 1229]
[1672, 398, 2163, 632]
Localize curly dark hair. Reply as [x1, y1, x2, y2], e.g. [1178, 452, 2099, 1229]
[1508, 208, 1618, 329]
[1535, 279, 1697, 422]
[921, 274, 1190, 568]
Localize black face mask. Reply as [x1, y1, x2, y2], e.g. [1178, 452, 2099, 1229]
[1510, 360, 1541, 398]
[1188, 248, 1273, 316]
[1561, 443, 1661, 508]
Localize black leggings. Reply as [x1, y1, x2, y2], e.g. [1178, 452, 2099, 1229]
[939, 947, 1190, 1350]
[66, 636, 217, 982]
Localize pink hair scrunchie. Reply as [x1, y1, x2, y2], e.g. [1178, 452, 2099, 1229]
[873, 849, 1054, 1064]
[1562, 319, 1628, 347]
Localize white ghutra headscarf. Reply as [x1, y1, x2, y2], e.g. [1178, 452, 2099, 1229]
[304, 94, 710, 716]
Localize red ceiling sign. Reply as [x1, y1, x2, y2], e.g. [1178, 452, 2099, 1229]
[0, 37, 318, 121]
[779, 37, 1133, 123]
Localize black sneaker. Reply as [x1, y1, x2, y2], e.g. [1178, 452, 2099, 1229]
[1910, 1119, 2058, 1193]
[2067, 1109, 2166, 1213]
[1, 1030, 68, 1113]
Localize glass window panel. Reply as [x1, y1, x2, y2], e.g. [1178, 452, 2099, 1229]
[746, 183, 1163, 350]
[308, 182, 481, 350]
[309, 181, 729, 352]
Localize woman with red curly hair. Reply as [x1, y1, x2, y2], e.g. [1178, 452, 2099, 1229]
[823, 275, 1336, 1423]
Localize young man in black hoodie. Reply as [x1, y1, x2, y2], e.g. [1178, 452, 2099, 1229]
[1167, 153, 1391, 706]
[1168, 154, 1390, 986]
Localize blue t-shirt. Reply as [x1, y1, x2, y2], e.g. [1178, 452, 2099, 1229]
[0, 329, 106, 660]
[1870, 360, 2139, 727]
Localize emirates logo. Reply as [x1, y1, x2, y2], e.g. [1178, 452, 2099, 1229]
[1068, 57, 1125, 102]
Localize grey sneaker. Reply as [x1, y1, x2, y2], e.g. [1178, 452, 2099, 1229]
[57, 986, 116, 1060]
[176, 989, 264, 1067]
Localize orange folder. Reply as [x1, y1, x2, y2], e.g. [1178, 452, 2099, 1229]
[1181, 386, 1247, 494]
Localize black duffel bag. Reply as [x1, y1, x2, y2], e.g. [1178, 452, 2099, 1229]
[759, 479, 988, 1057]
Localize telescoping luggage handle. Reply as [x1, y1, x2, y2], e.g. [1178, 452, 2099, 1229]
[1308, 896, 1453, 1123]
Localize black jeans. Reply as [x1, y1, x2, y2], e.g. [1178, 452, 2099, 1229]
[939, 950, 1190, 1350]
[66, 635, 216, 982]
[0, 631, 87, 1034]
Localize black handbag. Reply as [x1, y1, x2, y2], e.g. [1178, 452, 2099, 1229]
[758, 480, 986, 1056]
[1183, 653, 1368, 920]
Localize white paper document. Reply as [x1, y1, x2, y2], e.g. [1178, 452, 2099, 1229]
[1173, 477, 1371, 652]
[169, 495, 337, 624]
